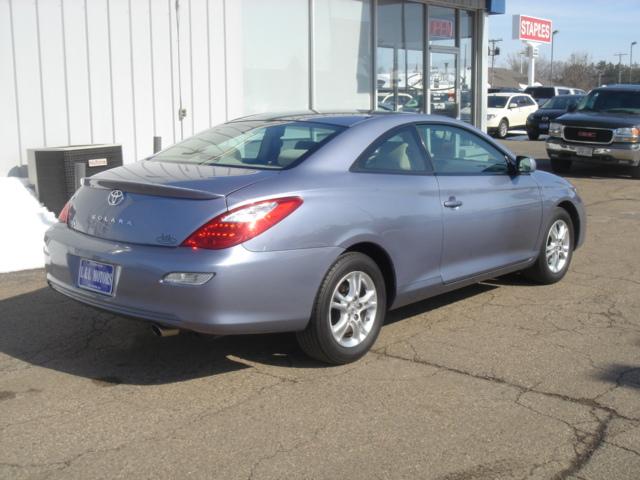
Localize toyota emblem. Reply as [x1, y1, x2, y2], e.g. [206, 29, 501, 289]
[107, 190, 125, 206]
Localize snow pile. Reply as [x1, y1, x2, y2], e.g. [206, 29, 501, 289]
[0, 177, 57, 273]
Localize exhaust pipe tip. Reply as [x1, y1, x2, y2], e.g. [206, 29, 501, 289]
[151, 324, 180, 337]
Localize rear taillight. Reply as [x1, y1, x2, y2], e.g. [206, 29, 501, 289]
[182, 196, 303, 250]
[58, 201, 71, 223]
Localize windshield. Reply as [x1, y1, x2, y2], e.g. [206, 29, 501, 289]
[151, 121, 344, 169]
[578, 90, 640, 114]
[488, 96, 509, 108]
[542, 95, 582, 110]
[525, 87, 555, 99]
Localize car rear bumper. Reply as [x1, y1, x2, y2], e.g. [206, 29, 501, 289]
[546, 138, 640, 166]
[45, 223, 342, 335]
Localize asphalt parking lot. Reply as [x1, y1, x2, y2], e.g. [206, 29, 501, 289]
[1, 138, 639, 480]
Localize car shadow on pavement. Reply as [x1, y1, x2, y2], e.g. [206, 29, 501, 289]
[594, 364, 640, 390]
[0, 283, 497, 385]
[384, 282, 497, 326]
[532, 158, 638, 181]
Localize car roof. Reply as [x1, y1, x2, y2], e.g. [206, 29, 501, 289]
[597, 84, 640, 92]
[488, 92, 522, 97]
[227, 111, 387, 127]
[225, 111, 477, 131]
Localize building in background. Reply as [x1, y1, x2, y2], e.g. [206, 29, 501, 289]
[0, 0, 504, 177]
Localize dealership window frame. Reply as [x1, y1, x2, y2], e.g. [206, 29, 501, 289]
[302, 0, 485, 126]
[366, 0, 483, 126]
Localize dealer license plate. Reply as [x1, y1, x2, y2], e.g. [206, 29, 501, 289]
[78, 259, 115, 295]
[539, 122, 549, 130]
[575, 146, 593, 157]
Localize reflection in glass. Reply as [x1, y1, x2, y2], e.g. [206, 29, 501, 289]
[430, 52, 458, 119]
[460, 10, 474, 124]
[429, 6, 456, 48]
[376, 0, 424, 112]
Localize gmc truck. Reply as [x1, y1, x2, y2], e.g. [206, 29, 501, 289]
[545, 84, 640, 178]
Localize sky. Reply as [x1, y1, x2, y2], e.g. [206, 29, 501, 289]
[487, 0, 640, 67]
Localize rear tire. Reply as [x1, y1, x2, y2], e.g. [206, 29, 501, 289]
[497, 119, 509, 139]
[296, 252, 387, 365]
[523, 208, 574, 284]
[527, 130, 540, 140]
[551, 158, 572, 173]
[630, 165, 640, 179]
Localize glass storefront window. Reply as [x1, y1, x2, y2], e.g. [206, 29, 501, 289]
[430, 51, 458, 118]
[315, 0, 372, 110]
[460, 10, 475, 124]
[226, 0, 309, 117]
[376, 0, 424, 113]
[429, 6, 456, 48]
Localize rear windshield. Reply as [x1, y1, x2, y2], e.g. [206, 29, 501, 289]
[488, 96, 509, 108]
[542, 95, 583, 110]
[151, 121, 344, 169]
[578, 90, 640, 114]
[525, 87, 555, 99]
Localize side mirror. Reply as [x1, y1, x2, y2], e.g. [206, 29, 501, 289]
[567, 103, 577, 112]
[516, 156, 536, 174]
[509, 102, 518, 109]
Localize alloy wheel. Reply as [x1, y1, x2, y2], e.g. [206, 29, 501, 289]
[546, 219, 571, 273]
[328, 271, 378, 348]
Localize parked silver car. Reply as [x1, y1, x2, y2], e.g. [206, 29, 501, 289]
[45, 112, 586, 364]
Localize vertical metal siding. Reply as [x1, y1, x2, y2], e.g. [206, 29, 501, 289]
[0, 0, 228, 175]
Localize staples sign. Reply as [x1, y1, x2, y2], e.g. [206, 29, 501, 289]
[513, 15, 552, 44]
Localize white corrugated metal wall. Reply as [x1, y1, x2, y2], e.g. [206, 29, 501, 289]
[0, 0, 230, 176]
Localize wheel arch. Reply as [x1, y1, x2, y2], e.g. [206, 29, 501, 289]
[344, 242, 397, 307]
[557, 200, 581, 248]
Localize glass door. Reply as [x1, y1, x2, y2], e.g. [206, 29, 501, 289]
[376, 1, 425, 112]
[429, 50, 459, 119]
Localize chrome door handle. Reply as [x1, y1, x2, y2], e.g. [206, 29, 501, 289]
[443, 197, 463, 208]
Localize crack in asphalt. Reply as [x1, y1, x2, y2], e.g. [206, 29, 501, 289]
[371, 345, 640, 479]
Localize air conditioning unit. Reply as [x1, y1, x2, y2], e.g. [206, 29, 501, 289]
[27, 144, 123, 215]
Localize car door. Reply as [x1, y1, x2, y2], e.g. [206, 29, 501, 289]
[516, 96, 532, 126]
[521, 95, 538, 122]
[350, 125, 443, 300]
[416, 123, 542, 283]
[505, 95, 519, 126]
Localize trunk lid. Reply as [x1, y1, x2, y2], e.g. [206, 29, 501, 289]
[68, 161, 277, 246]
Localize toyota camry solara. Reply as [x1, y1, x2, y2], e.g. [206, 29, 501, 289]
[45, 112, 586, 364]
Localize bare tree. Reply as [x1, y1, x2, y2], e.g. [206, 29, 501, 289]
[504, 52, 551, 84]
[557, 52, 596, 90]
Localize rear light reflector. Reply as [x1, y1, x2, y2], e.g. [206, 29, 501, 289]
[182, 196, 303, 250]
[162, 272, 214, 285]
[58, 201, 71, 224]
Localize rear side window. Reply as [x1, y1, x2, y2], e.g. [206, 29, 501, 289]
[525, 87, 555, 99]
[558, 89, 571, 95]
[488, 96, 508, 108]
[151, 121, 344, 170]
[353, 127, 430, 174]
[416, 124, 509, 175]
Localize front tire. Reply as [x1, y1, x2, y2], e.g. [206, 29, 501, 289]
[550, 158, 572, 173]
[527, 130, 540, 140]
[296, 252, 387, 364]
[524, 208, 574, 284]
[497, 118, 509, 139]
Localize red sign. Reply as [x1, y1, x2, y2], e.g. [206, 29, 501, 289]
[430, 19, 454, 40]
[513, 15, 552, 44]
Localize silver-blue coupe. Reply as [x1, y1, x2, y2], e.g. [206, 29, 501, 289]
[45, 112, 586, 364]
